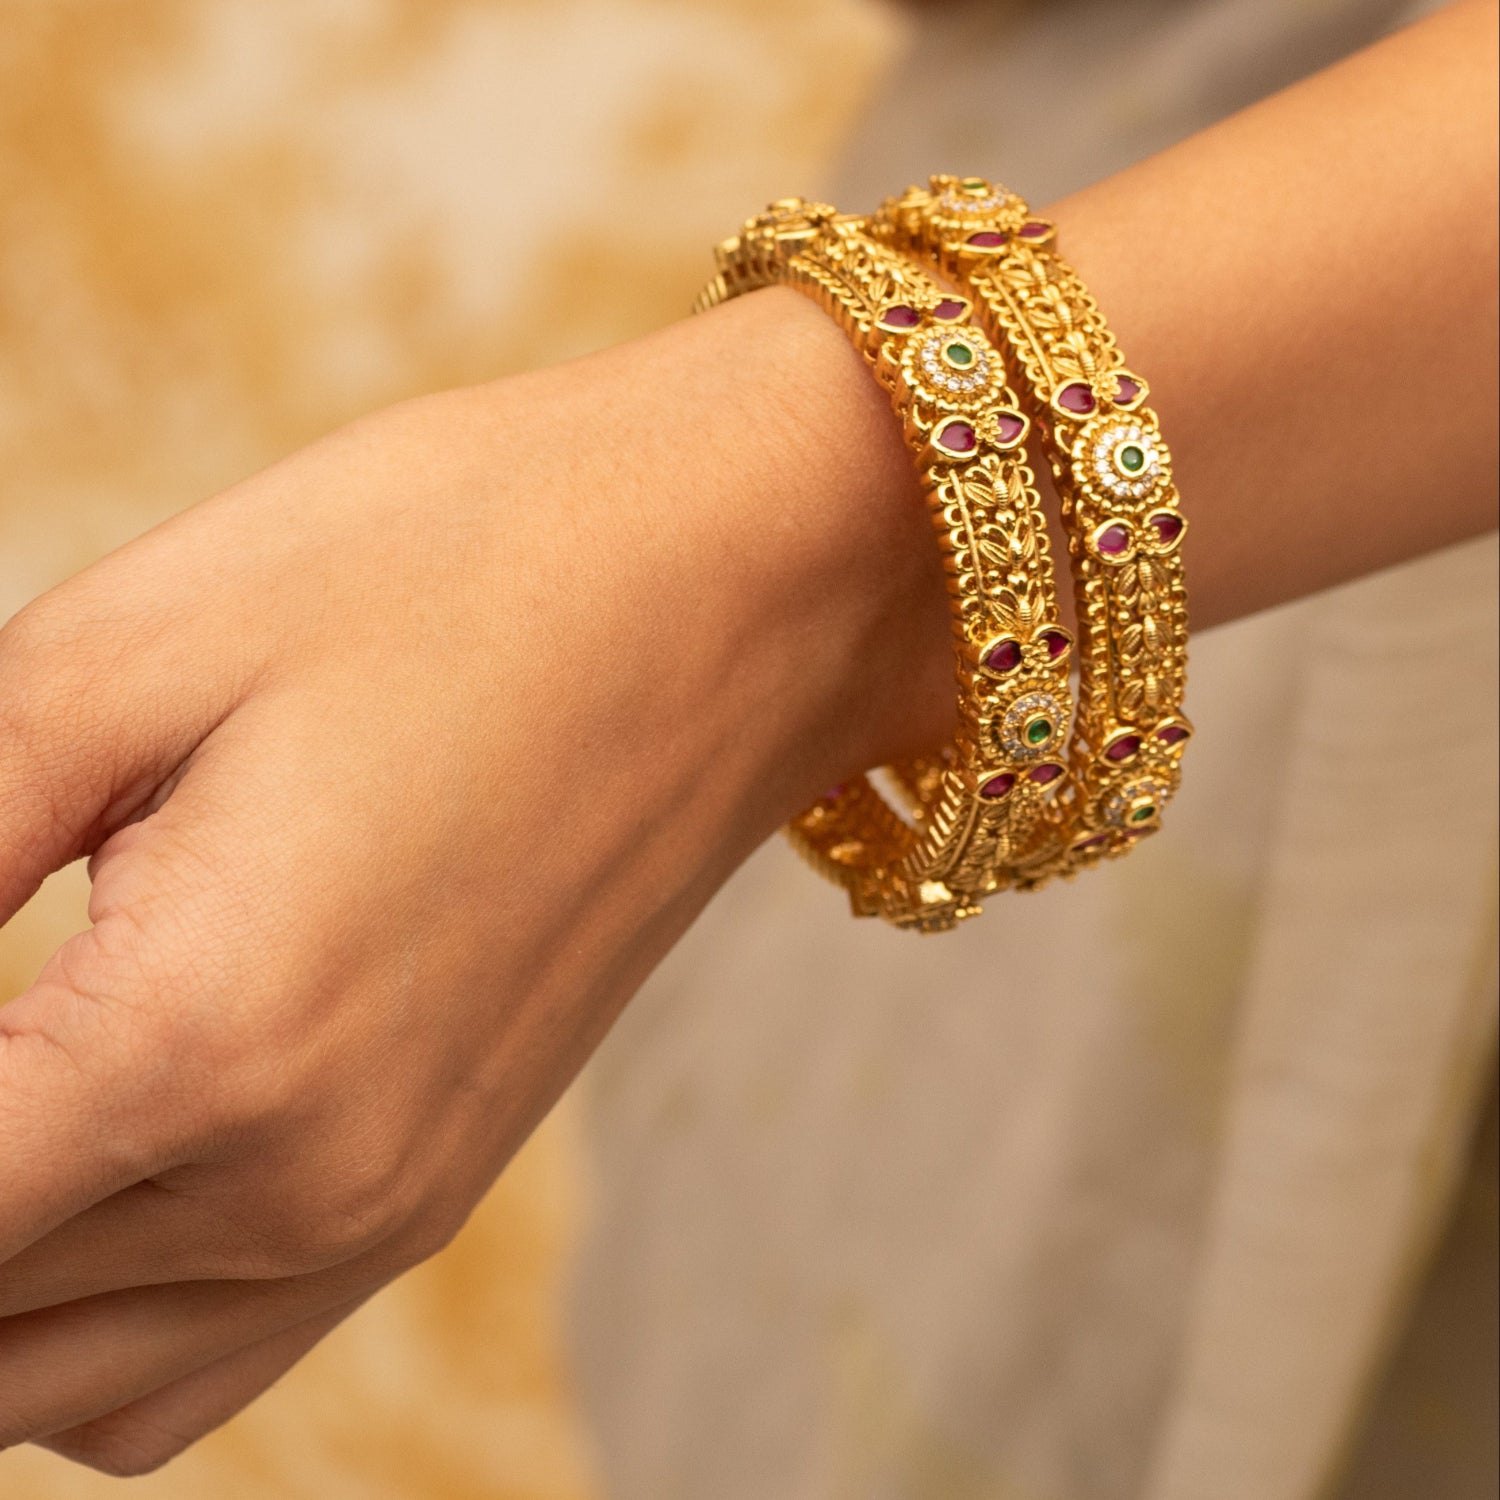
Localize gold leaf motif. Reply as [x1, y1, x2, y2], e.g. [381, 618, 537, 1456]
[1119, 678, 1145, 717]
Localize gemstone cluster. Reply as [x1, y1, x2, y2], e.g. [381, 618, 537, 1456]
[1103, 775, 1174, 832]
[1088, 420, 1166, 501]
[913, 327, 994, 397]
[999, 691, 1066, 759]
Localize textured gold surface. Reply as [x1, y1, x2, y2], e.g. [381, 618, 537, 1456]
[876, 174, 1191, 883]
[699, 202, 1072, 931]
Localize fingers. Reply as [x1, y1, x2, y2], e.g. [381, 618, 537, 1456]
[0, 1181, 241, 1318]
[0, 713, 294, 1263]
[33, 1296, 367, 1478]
[0, 1268, 380, 1453]
[0, 926, 187, 1262]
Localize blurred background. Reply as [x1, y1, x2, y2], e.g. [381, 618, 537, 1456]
[2, 2, 1494, 1498]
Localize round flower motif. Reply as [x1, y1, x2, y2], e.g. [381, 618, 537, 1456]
[1103, 775, 1174, 831]
[905, 326, 1002, 405]
[936, 186, 1011, 216]
[997, 690, 1066, 760]
[1077, 417, 1171, 503]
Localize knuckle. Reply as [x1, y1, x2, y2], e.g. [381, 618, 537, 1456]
[398, 1198, 470, 1269]
[44, 1410, 193, 1478]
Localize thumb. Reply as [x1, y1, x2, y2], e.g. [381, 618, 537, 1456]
[0, 556, 240, 925]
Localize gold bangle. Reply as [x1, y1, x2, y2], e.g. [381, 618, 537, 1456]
[696, 199, 1075, 932]
[875, 176, 1192, 883]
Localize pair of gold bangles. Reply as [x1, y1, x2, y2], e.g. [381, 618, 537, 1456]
[696, 176, 1191, 934]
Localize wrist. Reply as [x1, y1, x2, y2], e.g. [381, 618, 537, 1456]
[553, 287, 958, 844]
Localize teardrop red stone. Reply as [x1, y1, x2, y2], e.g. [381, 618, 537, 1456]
[983, 639, 1023, 673]
[1057, 382, 1096, 415]
[936, 420, 977, 454]
[1097, 524, 1130, 556]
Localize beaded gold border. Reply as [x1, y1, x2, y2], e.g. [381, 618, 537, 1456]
[695, 199, 1074, 930]
[874, 175, 1191, 883]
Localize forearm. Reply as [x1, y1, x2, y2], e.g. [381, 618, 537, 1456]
[674, 0, 1496, 810]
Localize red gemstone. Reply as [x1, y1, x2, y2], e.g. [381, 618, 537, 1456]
[936, 419, 977, 454]
[1029, 762, 1064, 785]
[995, 411, 1027, 445]
[933, 298, 967, 320]
[880, 304, 921, 329]
[1152, 513, 1185, 544]
[983, 639, 1023, 673]
[1041, 629, 1071, 660]
[966, 231, 1008, 248]
[1019, 220, 1050, 239]
[1156, 724, 1190, 745]
[1074, 833, 1110, 851]
[1097, 523, 1130, 556]
[1105, 734, 1142, 762]
[1113, 374, 1142, 405]
[980, 772, 1016, 800]
[1057, 382, 1096, 415]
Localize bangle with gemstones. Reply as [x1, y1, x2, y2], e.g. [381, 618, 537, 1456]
[874, 175, 1192, 883]
[695, 199, 1076, 931]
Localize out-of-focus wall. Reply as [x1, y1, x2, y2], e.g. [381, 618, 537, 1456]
[0, 3, 902, 1495]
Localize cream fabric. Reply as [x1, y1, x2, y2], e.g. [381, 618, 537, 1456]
[570, 3, 1499, 1498]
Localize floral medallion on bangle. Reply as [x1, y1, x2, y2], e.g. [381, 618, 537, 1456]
[871, 173, 1192, 887]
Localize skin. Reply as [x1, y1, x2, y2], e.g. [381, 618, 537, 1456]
[0, 0, 1495, 1477]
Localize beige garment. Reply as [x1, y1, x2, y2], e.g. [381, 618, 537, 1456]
[570, 3, 1499, 1498]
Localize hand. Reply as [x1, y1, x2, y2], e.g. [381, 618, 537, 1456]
[0, 287, 949, 1475]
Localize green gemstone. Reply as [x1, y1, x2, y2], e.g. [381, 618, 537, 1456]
[1130, 804, 1157, 823]
[1118, 443, 1146, 474]
[945, 342, 975, 368]
[961, 177, 988, 191]
[1026, 718, 1053, 746]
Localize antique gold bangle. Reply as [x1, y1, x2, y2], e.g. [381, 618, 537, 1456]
[875, 176, 1192, 884]
[696, 199, 1075, 932]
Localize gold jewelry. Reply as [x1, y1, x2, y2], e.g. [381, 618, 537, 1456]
[875, 176, 1192, 883]
[696, 200, 1075, 931]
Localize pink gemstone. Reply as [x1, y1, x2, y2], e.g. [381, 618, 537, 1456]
[1113, 374, 1142, 405]
[1105, 734, 1142, 762]
[1156, 724, 1190, 745]
[995, 411, 1027, 445]
[937, 419, 977, 454]
[824, 784, 845, 800]
[1097, 523, 1130, 555]
[1057, 382, 1096, 415]
[1019, 220, 1050, 239]
[980, 772, 1016, 800]
[933, 298, 967, 320]
[880, 304, 921, 329]
[1029, 762, 1064, 785]
[1152, 513, 1185, 544]
[1041, 629, 1071, 660]
[983, 639, 1023, 673]
[966, 231, 1008, 248]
